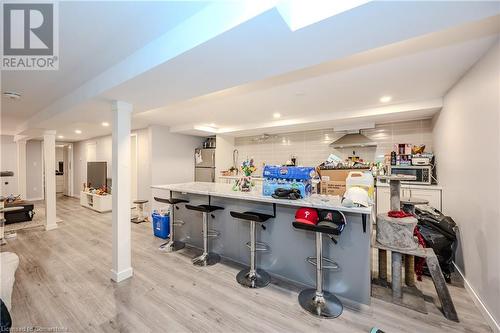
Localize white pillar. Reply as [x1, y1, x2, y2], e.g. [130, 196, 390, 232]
[43, 131, 57, 231]
[16, 139, 27, 200]
[111, 101, 133, 283]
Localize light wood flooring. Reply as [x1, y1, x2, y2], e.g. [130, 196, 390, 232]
[1, 196, 491, 332]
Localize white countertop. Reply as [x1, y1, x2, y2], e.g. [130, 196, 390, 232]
[376, 181, 442, 190]
[218, 175, 263, 179]
[151, 182, 371, 215]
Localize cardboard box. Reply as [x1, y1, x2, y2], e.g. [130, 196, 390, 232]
[318, 168, 369, 182]
[318, 169, 351, 182]
[319, 181, 346, 196]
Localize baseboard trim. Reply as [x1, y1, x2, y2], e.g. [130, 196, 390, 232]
[454, 262, 500, 332]
[45, 224, 58, 231]
[26, 197, 44, 202]
[110, 267, 133, 283]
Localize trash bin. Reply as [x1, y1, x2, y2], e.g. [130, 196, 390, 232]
[152, 212, 170, 239]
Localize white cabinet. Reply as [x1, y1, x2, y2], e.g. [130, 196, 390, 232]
[376, 185, 442, 215]
[403, 188, 441, 211]
[80, 191, 112, 213]
[376, 186, 391, 215]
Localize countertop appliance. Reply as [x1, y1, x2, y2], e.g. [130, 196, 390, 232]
[388, 165, 432, 185]
[195, 148, 216, 182]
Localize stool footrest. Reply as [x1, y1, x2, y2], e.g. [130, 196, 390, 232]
[306, 256, 339, 270]
[245, 241, 270, 252]
[207, 229, 220, 238]
[173, 219, 185, 226]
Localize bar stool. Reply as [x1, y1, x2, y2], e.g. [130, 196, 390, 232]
[131, 200, 148, 224]
[185, 200, 224, 266]
[154, 196, 189, 252]
[292, 210, 346, 318]
[230, 206, 275, 288]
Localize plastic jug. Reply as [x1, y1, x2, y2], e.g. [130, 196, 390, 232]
[346, 171, 375, 200]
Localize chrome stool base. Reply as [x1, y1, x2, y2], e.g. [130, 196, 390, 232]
[236, 268, 271, 288]
[192, 252, 220, 266]
[298, 289, 343, 318]
[159, 240, 185, 252]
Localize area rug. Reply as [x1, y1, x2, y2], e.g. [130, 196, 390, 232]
[4, 204, 62, 233]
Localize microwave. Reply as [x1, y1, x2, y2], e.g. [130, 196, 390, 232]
[388, 165, 432, 185]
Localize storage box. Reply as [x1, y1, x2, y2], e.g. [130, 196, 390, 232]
[318, 168, 370, 181]
[4, 204, 35, 224]
[262, 165, 315, 180]
[318, 169, 351, 182]
[319, 181, 346, 196]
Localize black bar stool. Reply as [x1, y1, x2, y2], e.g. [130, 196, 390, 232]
[185, 199, 224, 266]
[230, 204, 275, 288]
[292, 210, 346, 318]
[154, 196, 189, 252]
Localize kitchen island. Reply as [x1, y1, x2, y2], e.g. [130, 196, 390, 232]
[151, 182, 372, 307]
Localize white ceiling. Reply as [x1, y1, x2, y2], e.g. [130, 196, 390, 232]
[137, 33, 497, 135]
[2, 1, 500, 141]
[1, 1, 208, 132]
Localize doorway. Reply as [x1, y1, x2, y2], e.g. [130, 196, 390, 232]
[130, 134, 138, 205]
[55, 143, 74, 197]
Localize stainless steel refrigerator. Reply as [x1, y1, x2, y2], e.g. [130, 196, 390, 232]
[194, 148, 215, 182]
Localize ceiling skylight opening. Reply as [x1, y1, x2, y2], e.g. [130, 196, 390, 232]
[276, 0, 371, 31]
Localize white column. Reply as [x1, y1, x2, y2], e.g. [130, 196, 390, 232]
[111, 101, 133, 283]
[16, 139, 27, 200]
[43, 131, 57, 231]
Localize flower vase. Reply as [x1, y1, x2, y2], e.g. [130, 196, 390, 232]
[237, 175, 253, 192]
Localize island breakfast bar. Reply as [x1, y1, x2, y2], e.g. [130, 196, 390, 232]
[151, 182, 372, 307]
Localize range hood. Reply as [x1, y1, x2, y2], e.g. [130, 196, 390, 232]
[329, 131, 377, 149]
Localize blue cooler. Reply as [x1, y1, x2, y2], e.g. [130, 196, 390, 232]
[152, 212, 170, 239]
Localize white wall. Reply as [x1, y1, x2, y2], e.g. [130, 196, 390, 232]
[136, 128, 151, 202]
[149, 126, 204, 210]
[235, 119, 433, 169]
[433, 41, 500, 329]
[0, 135, 18, 196]
[215, 134, 235, 177]
[26, 140, 44, 201]
[73, 129, 148, 198]
[72, 126, 203, 212]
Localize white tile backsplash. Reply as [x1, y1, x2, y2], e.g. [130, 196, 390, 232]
[234, 119, 433, 168]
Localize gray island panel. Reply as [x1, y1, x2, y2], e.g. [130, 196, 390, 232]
[152, 182, 372, 306]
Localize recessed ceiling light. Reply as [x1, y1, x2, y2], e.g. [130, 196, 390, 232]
[3, 91, 21, 100]
[101, 122, 109, 127]
[57, 135, 64, 139]
[273, 113, 281, 119]
[74, 129, 82, 134]
[380, 95, 392, 103]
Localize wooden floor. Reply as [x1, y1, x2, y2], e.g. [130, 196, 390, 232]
[1, 196, 491, 333]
